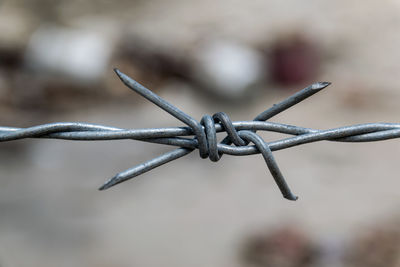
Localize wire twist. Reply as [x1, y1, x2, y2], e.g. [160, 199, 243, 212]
[1, 68, 399, 200]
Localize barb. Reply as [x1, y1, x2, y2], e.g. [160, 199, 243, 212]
[1, 69, 399, 200]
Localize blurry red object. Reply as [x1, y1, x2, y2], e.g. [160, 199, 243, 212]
[270, 34, 320, 86]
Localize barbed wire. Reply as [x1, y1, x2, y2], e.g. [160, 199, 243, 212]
[1, 69, 399, 200]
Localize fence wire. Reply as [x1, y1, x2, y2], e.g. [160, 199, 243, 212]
[1, 69, 399, 200]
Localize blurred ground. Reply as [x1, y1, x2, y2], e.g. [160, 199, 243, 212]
[0, 1, 400, 267]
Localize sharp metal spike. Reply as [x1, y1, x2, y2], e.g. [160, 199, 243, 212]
[0, 69, 398, 201]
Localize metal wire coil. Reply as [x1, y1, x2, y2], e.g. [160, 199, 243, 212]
[1, 69, 399, 200]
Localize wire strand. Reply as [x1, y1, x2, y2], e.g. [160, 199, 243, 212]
[1, 69, 398, 201]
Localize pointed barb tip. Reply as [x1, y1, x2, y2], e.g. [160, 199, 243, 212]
[98, 175, 119, 191]
[98, 184, 107, 191]
[312, 82, 331, 90]
[113, 68, 124, 78]
[284, 194, 299, 201]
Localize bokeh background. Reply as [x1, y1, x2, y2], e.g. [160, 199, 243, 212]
[0, 1, 399, 266]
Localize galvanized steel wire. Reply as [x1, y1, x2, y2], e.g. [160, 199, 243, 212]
[1, 69, 399, 200]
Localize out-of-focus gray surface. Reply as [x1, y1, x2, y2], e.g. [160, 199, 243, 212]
[1, 0, 400, 266]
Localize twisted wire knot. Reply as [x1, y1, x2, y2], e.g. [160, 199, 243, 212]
[197, 111, 297, 200]
[199, 112, 245, 162]
[101, 70, 328, 200]
[2, 68, 399, 201]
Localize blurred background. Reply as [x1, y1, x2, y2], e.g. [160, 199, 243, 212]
[0, 0, 400, 266]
